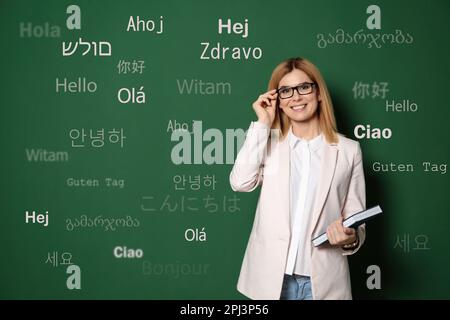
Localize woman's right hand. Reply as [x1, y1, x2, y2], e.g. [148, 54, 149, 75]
[252, 89, 278, 127]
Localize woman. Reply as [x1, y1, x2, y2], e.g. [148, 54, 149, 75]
[230, 57, 366, 300]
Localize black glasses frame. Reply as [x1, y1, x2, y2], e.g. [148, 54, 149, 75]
[276, 82, 317, 99]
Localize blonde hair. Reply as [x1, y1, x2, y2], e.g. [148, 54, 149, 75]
[268, 57, 340, 144]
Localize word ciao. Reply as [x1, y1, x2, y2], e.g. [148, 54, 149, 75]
[354, 124, 392, 139]
[114, 246, 144, 258]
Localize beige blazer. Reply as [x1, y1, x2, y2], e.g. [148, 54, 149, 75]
[230, 121, 366, 300]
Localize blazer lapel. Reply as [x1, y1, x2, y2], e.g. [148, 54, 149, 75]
[310, 141, 338, 235]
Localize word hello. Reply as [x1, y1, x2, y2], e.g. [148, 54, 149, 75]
[56, 77, 97, 93]
[19, 22, 61, 38]
[114, 246, 144, 258]
[354, 124, 392, 139]
[127, 16, 164, 33]
[386, 99, 418, 112]
[25, 210, 49, 227]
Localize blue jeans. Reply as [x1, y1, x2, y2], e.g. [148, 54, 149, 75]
[279, 274, 313, 300]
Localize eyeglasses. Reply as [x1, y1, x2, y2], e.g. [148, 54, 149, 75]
[276, 82, 317, 99]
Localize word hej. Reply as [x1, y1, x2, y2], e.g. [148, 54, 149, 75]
[201, 18, 263, 60]
[25, 210, 49, 227]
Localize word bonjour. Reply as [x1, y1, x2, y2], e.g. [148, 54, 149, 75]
[142, 261, 210, 278]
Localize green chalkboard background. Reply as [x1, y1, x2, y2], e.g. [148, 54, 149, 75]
[1, 0, 449, 299]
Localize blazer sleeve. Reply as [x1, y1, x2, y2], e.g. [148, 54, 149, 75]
[341, 141, 367, 256]
[229, 121, 270, 192]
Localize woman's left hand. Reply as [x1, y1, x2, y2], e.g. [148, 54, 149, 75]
[326, 217, 357, 247]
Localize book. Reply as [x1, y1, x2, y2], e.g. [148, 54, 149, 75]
[312, 205, 383, 247]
